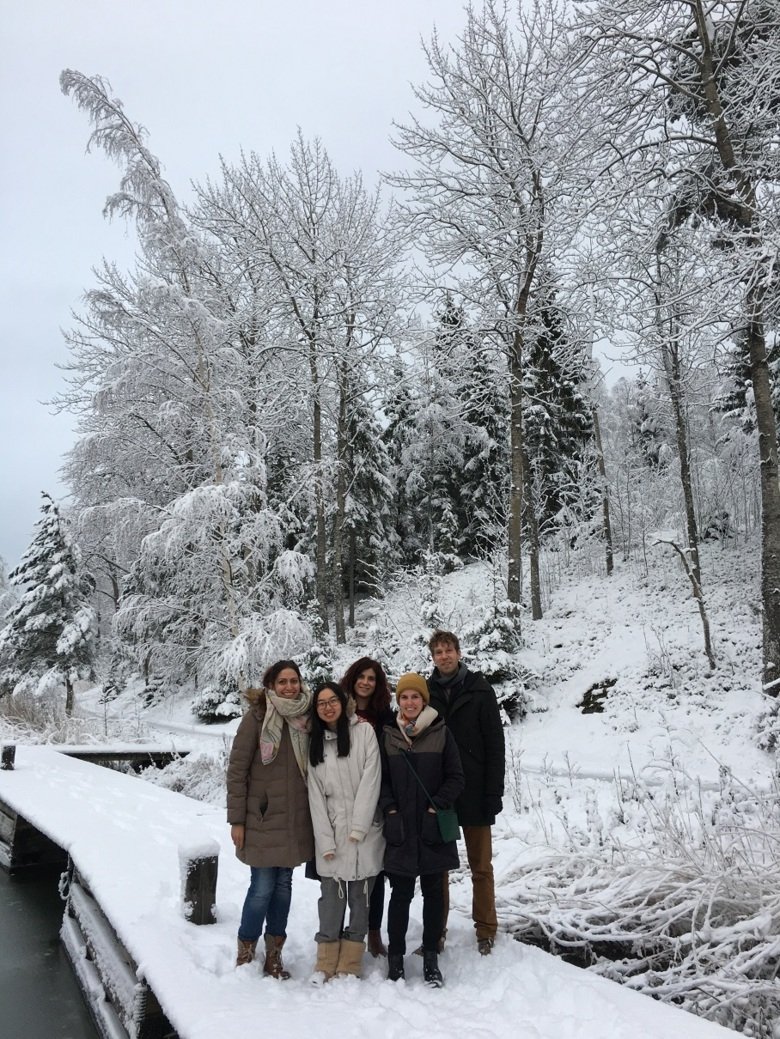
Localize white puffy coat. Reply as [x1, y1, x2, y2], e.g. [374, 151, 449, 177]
[307, 716, 385, 881]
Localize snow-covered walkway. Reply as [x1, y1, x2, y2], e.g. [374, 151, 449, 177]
[0, 745, 736, 1038]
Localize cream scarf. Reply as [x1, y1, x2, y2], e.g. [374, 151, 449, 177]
[397, 704, 438, 745]
[260, 684, 313, 777]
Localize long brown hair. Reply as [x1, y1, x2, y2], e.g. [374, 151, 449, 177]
[340, 657, 391, 714]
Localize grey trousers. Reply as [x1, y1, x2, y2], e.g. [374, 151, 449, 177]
[315, 876, 376, 943]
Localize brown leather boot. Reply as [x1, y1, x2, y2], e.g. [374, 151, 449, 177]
[367, 929, 387, 958]
[236, 937, 257, 966]
[263, 934, 291, 979]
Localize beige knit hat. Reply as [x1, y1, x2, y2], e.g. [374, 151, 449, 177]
[395, 672, 429, 704]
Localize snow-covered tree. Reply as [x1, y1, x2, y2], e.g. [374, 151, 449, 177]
[577, 0, 780, 685]
[0, 494, 95, 714]
[435, 295, 510, 559]
[523, 288, 595, 540]
[392, 0, 594, 623]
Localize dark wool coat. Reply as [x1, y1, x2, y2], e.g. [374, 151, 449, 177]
[226, 696, 314, 869]
[379, 714, 465, 877]
[427, 668, 505, 827]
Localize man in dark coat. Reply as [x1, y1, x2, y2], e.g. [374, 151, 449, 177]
[427, 629, 505, 955]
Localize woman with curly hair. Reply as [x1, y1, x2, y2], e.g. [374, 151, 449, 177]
[340, 656, 395, 957]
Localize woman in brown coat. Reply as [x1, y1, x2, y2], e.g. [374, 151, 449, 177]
[227, 659, 314, 977]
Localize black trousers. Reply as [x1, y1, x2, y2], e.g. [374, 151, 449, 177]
[386, 871, 444, 955]
[368, 870, 386, 931]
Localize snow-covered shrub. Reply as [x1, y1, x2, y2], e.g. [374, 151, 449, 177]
[701, 509, 736, 542]
[755, 700, 780, 754]
[142, 746, 230, 806]
[299, 604, 334, 688]
[502, 766, 780, 1037]
[462, 600, 531, 719]
[191, 680, 243, 724]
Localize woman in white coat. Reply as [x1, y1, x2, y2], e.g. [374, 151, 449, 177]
[307, 681, 385, 981]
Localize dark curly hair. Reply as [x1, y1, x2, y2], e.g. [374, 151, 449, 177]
[309, 682, 351, 767]
[340, 657, 391, 715]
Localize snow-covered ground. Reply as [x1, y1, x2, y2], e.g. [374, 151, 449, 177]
[0, 746, 735, 1039]
[1, 535, 776, 1036]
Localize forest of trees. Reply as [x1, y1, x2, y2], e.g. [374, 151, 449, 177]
[0, 0, 777, 716]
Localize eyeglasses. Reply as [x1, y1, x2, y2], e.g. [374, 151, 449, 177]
[317, 698, 340, 710]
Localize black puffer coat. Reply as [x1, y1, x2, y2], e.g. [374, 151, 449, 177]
[379, 712, 464, 877]
[427, 667, 505, 827]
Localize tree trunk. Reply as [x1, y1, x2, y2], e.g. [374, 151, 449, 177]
[592, 409, 614, 576]
[691, 0, 780, 687]
[655, 288, 701, 589]
[507, 330, 524, 622]
[309, 338, 329, 633]
[332, 365, 348, 645]
[746, 288, 780, 690]
[348, 527, 356, 628]
[522, 444, 543, 620]
[664, 539, 716, 670]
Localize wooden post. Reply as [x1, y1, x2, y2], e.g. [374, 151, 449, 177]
[1, 745, 15, 770]
[179, 840, 219, 925]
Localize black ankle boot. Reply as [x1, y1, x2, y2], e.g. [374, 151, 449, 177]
[387, 953, 405, 981]
[423, 950, 443, 987]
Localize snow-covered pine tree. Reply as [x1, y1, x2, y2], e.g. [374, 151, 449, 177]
[435, 295, 510, 559]
[340, 368, 398, 622]
[0, 494, 95, 713]
[714, 331, 780, 434]
[522, 288, 596, 540]
[630, 370, 670, 471]
[382, 352, 428, 567]
[401, 323, 468, 571]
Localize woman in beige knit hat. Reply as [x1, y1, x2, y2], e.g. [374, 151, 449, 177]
[378, 672, 464, 987]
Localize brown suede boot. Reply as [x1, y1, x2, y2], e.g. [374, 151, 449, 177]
[263, 934, 291, 979]
[236, 938, 257, 966]
[335, 939, 365, 978]
[367, 929, 387, 958]
[312, 940, 341, 984]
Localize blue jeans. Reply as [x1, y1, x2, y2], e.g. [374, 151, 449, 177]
[238, 866, 293, 942]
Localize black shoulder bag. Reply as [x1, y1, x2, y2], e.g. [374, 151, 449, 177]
[402, 749, 461, 843]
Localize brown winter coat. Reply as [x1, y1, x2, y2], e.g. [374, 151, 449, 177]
[226, 694, 314, 868]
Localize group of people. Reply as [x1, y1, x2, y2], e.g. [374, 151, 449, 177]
[226, 629, 506, 988]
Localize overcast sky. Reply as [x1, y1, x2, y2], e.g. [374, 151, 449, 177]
[0, 0, 471, 571]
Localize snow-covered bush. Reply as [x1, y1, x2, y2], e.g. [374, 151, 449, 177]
[463, 600, 531, 719]
[502, 766, 780, 1037]
[191, 680, 243, 724]
[142, 746, 230, 806]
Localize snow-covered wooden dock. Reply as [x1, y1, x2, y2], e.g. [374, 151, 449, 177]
[0, 744, 738, 1039]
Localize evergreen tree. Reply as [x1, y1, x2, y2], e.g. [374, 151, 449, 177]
[630, 370, 670, 471]
[0, 494, 96, 713]
[382, 353, 428, 566]
[341, 371, 398, 613]
[522, 292, 596, 538]
[714, 332, 780, 435]
[437, 295, 510, 558]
